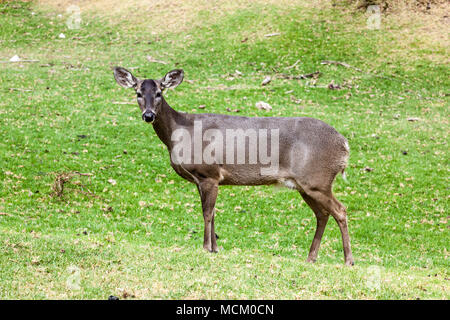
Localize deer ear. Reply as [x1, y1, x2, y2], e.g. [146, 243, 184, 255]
[114, 67, 138, 88]
[161, 69, 184, 89]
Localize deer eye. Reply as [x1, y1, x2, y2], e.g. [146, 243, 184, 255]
[137, 92, 143, 98]
[155, 92, 161, 98]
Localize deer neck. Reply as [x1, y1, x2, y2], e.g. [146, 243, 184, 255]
[152, 98, 188, 150]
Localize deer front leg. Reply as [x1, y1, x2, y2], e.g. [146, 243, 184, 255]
[197, 179, 219, 253]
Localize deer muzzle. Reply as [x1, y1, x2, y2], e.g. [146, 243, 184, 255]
[142, 111, 155, 123]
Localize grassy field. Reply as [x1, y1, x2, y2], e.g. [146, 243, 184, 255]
[0, 0, 448, 299]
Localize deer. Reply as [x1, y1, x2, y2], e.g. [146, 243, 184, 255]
[113, 67, 354, 266]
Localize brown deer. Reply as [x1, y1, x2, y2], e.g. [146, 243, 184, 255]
[113, 67, 354, 265]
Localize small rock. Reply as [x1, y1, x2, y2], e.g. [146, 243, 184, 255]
[198, 105, 206, 109]
[407, 117, 420, 122]
[261, 76, 271, 86]
[58, 33, 66, 39]
[291, 96, 302, 104]
[9, 55, 21, 62]
[255, 101, 272, 111]
[108, 295, 119, 301]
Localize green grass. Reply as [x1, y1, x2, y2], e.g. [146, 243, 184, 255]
[0, 1, 448, 299]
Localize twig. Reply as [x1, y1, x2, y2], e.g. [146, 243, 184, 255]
[306, 85, 329, 88]
[278, 71, 320, 80]
[51, 171, 94, 198]
[72, 171, 93, 177]
[112, 101, 135, 105]
[321, 60, 362, 72]
[264, 32, 281, 37]
[9, 88, 32, 92]
[285, 59, 301, 69]
[146, 56, 168, 65]
[322, 60, 405, 82]
[0, 60, 39, 63]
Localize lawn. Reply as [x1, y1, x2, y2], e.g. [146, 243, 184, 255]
[0, 0, 448, 299]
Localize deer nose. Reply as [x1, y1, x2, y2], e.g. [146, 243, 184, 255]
[142, 112, 155, 123]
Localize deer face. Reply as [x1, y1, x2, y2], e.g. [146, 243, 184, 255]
[114, 67, 184, 124]
[136, 79, 162, 123]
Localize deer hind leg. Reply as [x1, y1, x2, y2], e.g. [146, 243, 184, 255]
[298, 182, 354, 266]
[197, 179, 219, 253]
[299, 192, 329, 263]
[331, 197, 354, 266]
